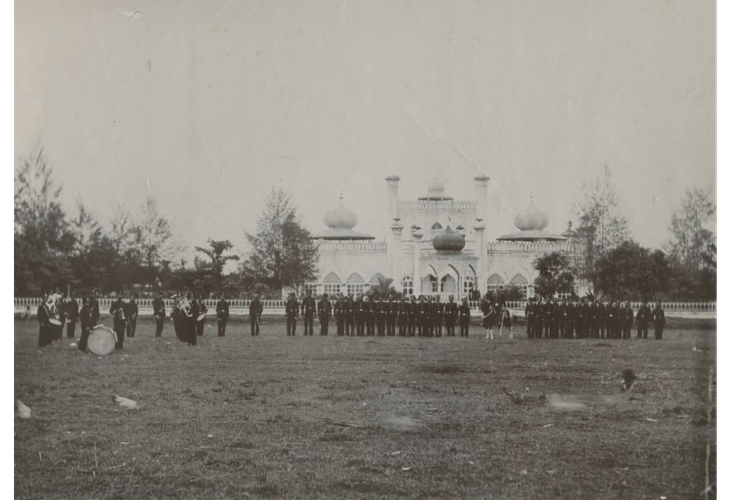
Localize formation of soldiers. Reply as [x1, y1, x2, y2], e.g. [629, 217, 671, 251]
[36, 290, 668, 352]
[283, 291, 473, 337]
[524, 298, 667, 340]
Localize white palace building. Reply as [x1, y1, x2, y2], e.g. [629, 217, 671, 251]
[305, 175, 576, 300]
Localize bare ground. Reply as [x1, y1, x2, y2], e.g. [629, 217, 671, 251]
[14, 318, 717, 499]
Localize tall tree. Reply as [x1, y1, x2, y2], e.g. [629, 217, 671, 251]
[14, 147, 74, 294]
[572, 165, 630, 283]
[594, 241, 669, 301]
[195, 239, 240, 292]
[132, 196, 182, 283]
[667, 186, 716, 270]
[533, 252, 575, 299]
[245, 188, 318, 290]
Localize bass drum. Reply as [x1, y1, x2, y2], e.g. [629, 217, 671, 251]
[88, 325, 117, 356]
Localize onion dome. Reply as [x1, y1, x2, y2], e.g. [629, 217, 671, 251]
[514, 199, 549, 231]
[432, 225, 465, 252]
[323, 197, 358, 229]
[498, 196, 566, 241]
[310, 195, 374, 240]
[418, 181, 454, 201]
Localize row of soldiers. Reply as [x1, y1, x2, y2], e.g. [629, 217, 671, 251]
[283, 292, 474, 337]
[524, 299, 667, 340]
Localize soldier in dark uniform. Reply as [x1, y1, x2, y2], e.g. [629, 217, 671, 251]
[110, 295, 127, 349]
[562, 300, 572, 338]
[624, 301, 634, 339]
[318, 293, 332, 335]
[249, 293, 263, 336]
[397, 298, 408, 336]
[375, 297, 386, 336]
[574, 301, 585, 339]
[458, 297, 471, 337]
[444, 295, 458, 336]
[589, 301, 599, 339]
[196, 296, 208, 336]
[37, 295, 51, 348]
[525, 299, 534, 339]
[301, 291, 316, 336]
[653, 301, 666, 340]
[153, 292, 166, 337]
[354, 295, 365, 336]
[418, 296, 429, 337]
[344, 295, 355, 336]
[334, 295, 345, 336]
[386, 297, 397, 336]
[285, 293, 299, 336]
[64, 294, 79, 339]
[636, 302, 651, 339]
[434, 297, 444, 337]
[216, 294, 229, 337]
[124, 293, 138, 338]
[364, 296, 375, 336]
[408, 297, 418, 336]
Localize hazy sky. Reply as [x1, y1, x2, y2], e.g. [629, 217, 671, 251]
[15, 0, 716, 262]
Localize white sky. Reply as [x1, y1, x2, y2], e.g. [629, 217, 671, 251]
[15, 0, 716, 261]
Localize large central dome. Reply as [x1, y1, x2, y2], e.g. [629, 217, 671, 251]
[418, 181, 454, 201]
[432, 225, 465, 251]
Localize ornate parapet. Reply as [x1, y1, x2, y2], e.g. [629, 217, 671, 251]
[397, 199, 476, 213]
[487, 240, 575, 254]
[316, 240, 388, 253]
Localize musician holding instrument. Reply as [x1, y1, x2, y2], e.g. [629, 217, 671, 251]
[125, 293, 139, 338]
[65, 294, 79, 339]
[110, 295, 127, 349]
[216, 294, 229, 337]
[153, 292, 166, 337]
[186, 293, 199, 346]
[196, 295, 208, 336]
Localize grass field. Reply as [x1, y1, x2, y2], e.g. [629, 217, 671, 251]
[14, 317, 716, 499]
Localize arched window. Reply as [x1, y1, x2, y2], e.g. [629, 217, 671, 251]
[431, 222, 443, 230]
[322, 272, 341, 296]
[346, 273, 365, 297]
[463, 276, 475, 295]
[401, 275, 414, 296]
[487, 274, 505, 294]
[510, 274, 529, 299]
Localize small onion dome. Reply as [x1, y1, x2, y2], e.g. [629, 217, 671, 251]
[515, 200, 549, 231]
[473, 218, 486, 231]
[310, 195, 374, 240]
[432, 225, 465, 252]
[418, 181, 454, 201]
[498, 198, 566, 241]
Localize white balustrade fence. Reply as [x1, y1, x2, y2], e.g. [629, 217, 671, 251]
[13, 297, 716, 318]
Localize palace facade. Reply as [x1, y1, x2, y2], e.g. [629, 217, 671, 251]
[305, 175, 576, 300]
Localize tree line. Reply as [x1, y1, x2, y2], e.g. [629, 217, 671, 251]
[14, 148, 715, 301]
[532, 166, 715, 302]
[14, 147, 317, 298]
